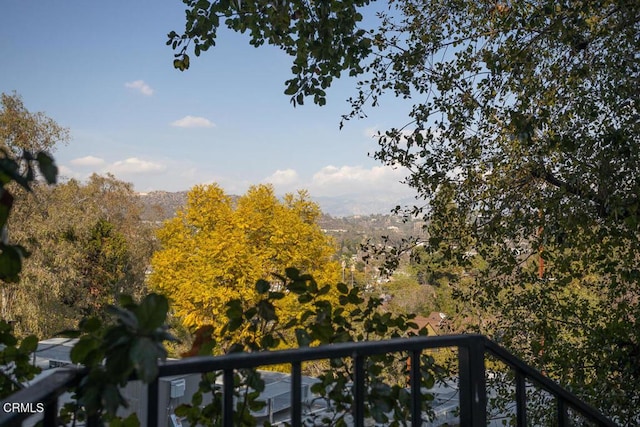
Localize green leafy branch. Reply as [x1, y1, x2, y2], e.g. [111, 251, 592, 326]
[176, 268, 446, 426]
[59, 293, 177, 425]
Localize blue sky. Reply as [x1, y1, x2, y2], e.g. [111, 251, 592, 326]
[0, 1, 416, 205]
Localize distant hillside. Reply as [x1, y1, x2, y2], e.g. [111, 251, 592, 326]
[138, 191, 188, 222]
[318, 212, 426, 247]
[312, 195, 417, 217]
[138, 191, 417, 220]
[138, 190, 427, 257]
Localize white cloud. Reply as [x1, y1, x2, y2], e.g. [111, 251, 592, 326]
[124, 80, 154, 96]
[258, 165, 416, 199]
[309, 164, 413, 197]
[107, 157, 167, 175]
[312, 164, 402, 186]
[69, 155, 105, 167]
[57, 165, 81, 179]
[170, 116, 215, 128]
[263, 169, 299, 186]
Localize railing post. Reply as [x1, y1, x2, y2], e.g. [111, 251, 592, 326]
[458, 336, 487, 427]
[223, 369, 234, 427]
[42, 396, 58, 426]
[515, 371, 527, 426]
[353, 354, 365, 427]
[410, 350, 422, 426]
[557, 399, 568, 427]
[86, 413, 101, 427]
[291, 361, 302, 427]
[147, 377, 158, 427]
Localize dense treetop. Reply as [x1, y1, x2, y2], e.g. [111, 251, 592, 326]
[149, 184, 341, 334]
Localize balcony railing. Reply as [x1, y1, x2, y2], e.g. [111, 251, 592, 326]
[0, 334, 617, 426]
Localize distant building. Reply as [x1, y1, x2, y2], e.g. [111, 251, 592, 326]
[412, 312, 449, 336]
[32, 338, 77, 371]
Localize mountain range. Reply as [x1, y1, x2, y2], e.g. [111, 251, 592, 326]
[138, 191, 419, 219]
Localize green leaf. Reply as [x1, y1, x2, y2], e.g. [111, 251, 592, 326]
[255, 279, 270, 294]
[284, 82, 298, 95]
[260, 334, 276, 348]
[36, 152, 58, 184]
[298, 293, 313, 303]
[285, 267, 300, 280]
[108, 306, 139, 330]
[295, 329, 311, 347]
[257, 300, 277, 322]
[0, 244, 27, 283]
[19, 335, 38, 353]
[226, 299, 243, 320]
[268, 291, 285, 300]
[134, 293, 169, 331]
[106, 339, 134, 383]
[288, 279, 307, 294]
[192, 390, 204, 406]
[0, 189, 13, 226]
[226, 317, 243, 332]
[173, 59, 185, 71]
[79, 317, 102, 333]
[70, 336, 100, 365]
[102, 383, 125, 416]
[118, 294, 136, 309]
[109, 413, 140, 427]
[130, 337, 160, 383]
[174, 404, 192, 417]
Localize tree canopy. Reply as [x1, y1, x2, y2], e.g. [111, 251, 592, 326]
[6, 174, 156, 337]
[0, 92, 63, 283]
[0, 92, 63, 398]
[170, 0, 640, 421]
[0, 92, 68, 157]
[149, 184, 341, 336]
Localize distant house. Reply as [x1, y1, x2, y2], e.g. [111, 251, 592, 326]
[412, 312, 449, 336]
[33, 338, 77, 370]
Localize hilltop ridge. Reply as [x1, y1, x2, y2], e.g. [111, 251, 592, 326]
[137, 191, 417, 219]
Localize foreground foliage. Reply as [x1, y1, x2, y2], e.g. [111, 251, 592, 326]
[175, 268, 441, 427]
[170, 0, 640, 421]
[59, 293, 176, 425]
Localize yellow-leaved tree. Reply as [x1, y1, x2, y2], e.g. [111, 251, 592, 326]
[148, 184, 340, 341]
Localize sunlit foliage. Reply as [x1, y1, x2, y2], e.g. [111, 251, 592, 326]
[149, 184, 341, 339]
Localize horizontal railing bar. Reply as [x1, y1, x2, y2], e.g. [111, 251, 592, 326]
[0, 368, 82, 425]
[0, 334, 617, 427]
[484, 340, 617, 427]
[156, 334, 482, 377]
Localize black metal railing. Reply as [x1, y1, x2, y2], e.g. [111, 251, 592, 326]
[0, 334, 617, 426]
